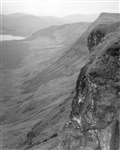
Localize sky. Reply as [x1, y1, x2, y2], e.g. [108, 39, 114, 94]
[1, 0, 120, 17]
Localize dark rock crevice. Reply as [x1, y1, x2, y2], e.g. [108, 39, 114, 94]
[87, 22, 120, 52]
[110, 119, 119, 150]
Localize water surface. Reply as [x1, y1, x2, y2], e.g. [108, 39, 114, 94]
[0, 34, 25, 41]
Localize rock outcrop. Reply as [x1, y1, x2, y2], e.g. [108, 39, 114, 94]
[87, 22, 120, 51]
[60, 22, 120, 150]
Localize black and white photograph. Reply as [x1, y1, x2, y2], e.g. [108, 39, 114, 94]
[0, 0, 120, 149]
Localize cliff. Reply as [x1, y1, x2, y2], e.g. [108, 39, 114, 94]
[60, 15, 120, 150]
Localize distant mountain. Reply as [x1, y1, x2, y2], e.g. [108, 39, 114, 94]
[0, 13, 95, 36]
[0, 13, 63, 36]
[63, 14, 98, 23]
[1, 13, 120, 150]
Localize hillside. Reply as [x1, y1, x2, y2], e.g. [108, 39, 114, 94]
[0, 21, 90, 149]
[0, 22, 90, 70]
[1, 13, 120, 150]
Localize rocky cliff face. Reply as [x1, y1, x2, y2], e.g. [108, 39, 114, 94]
[60, 22, 120, 150]
[87, 22, 120, 51]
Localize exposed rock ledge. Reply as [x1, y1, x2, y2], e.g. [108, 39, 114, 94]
[60, 26, 120, 150]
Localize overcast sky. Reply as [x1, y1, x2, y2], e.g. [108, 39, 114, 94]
[1, 0, 120, 17]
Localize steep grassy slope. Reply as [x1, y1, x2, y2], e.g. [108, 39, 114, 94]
[1, 13, 120, 150]
[0, 40, 29, 69]
[0, 22, 89, 149]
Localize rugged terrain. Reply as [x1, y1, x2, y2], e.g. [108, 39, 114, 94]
[60, 14, 120, 150]
[1, 13, 120, 150]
